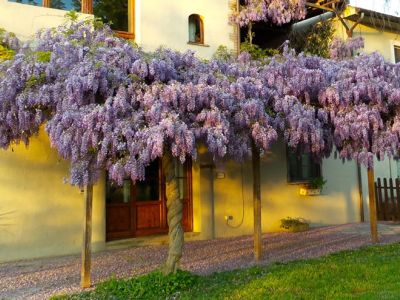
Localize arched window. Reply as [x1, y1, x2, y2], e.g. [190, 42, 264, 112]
[188, 14, 204, 44]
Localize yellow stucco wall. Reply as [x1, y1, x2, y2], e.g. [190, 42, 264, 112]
[194, 142, 360, 239]
[334, 21, 400, 63]
[0, 1, 362, 262]
[0, 128, 105, 263]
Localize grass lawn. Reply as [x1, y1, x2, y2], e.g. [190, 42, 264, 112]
[52, 243, 400, 300]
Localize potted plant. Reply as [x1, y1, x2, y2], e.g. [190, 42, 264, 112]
[299, 176, 327, 196]
[280, 217, 309, 232]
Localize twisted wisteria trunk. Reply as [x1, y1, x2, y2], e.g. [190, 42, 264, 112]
[163, 153, 184, 274]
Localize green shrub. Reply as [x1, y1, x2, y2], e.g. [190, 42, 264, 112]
[309, 176, 327, 190]
[212, 45, 233, 61]
[0, 45, 15, 61]
[280, 217, 309, 232]
[290, 19, 334, 58]
[240, 42, 278, 60]
[52, 270, 199, 300]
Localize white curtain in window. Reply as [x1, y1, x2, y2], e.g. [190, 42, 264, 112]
[189, 19, 196, 42]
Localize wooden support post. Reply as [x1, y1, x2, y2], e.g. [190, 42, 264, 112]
[81, 184, 93, 288]
[43, 0, 50, 7]
[252, 140, 262, 261]
[367, 168, 379, 244]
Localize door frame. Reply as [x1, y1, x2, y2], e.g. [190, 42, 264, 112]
[106, 159, 193, 241]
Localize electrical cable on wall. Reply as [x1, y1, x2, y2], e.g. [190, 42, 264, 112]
[226, 162, 245, 228]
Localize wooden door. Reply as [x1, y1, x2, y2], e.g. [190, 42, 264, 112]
[106, 159, 193, 241]
[106, 179, 135, 241]
[134, 160, 168, 236]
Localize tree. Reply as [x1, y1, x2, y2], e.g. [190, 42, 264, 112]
[230, 0, 307, 44]
[2, 18, 399, 286]
[230, 0, 307, 261]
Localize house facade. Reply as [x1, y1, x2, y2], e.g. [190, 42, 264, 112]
[0, 0, 363, 263]
[333, 2, 400, 216]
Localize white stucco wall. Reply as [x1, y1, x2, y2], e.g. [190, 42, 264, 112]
[135, 0, 236, 58]
[0, 0, 91, 41]
[0, 0, 236, 58]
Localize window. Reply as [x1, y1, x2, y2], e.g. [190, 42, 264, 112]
[106, 160, 161, 204]
[9, 0, 134, 39]
[188, 14, 204, 44]
[394, 45, 400, 63]
[287, 148, 321, 183]
[8, 0, 42, 6]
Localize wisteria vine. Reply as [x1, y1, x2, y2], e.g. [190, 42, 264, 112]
[1, 19, 400, 188]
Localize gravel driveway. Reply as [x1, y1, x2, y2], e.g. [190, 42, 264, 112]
[1, 222, 400, 300]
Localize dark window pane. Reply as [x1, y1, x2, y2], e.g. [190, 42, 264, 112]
[8, 0, 43, 6]
[10, 0, 80, 10]
[188, 14, 203, 43]
[94, 0, 128, 32]
[395, 46, 400, 63]
[135, 160, 159, 201]
[106, 179, 131, 204]
[287, 149, 320, 183]
[50, 0, 80, 10]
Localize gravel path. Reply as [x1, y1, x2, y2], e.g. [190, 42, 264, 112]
[1, 222, 400, 300]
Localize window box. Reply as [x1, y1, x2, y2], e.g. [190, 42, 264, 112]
[299, 186, 321, 196]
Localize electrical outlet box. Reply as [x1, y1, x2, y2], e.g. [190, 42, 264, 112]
[216, 172, 225, 179]
[224, 215, 233, 221]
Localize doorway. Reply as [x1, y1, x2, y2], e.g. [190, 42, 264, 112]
[106, 159, 193, 241]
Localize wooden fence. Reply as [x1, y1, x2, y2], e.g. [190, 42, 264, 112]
[375, 178, 400, 221]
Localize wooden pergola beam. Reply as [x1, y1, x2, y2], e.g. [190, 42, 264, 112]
[305, 2, 335, 13]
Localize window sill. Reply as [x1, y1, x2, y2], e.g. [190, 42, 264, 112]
[115, 31, 135, 40]
[287, 180, 312, 185]
[187, 42, 210, 47]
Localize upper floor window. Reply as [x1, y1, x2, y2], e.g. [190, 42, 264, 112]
[9, 0, 134, 39]
[287, 148, 321, 183]
[188, 14, 204, 44]
[9, 0, 42, 6]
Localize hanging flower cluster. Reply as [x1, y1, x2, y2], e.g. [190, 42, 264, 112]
[230, 0, 307, 27]
[329, 36, 365, 60]
[1, 19, 400, 187]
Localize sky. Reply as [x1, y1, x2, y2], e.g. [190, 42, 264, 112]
[350, 0, 400, 18]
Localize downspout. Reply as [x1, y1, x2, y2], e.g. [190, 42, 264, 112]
[291, 12, 335, 32]
[357, 164, 365, 222]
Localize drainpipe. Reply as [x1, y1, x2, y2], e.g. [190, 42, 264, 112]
[291, 12, 335, 32]
[357, 164, 365, 222]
